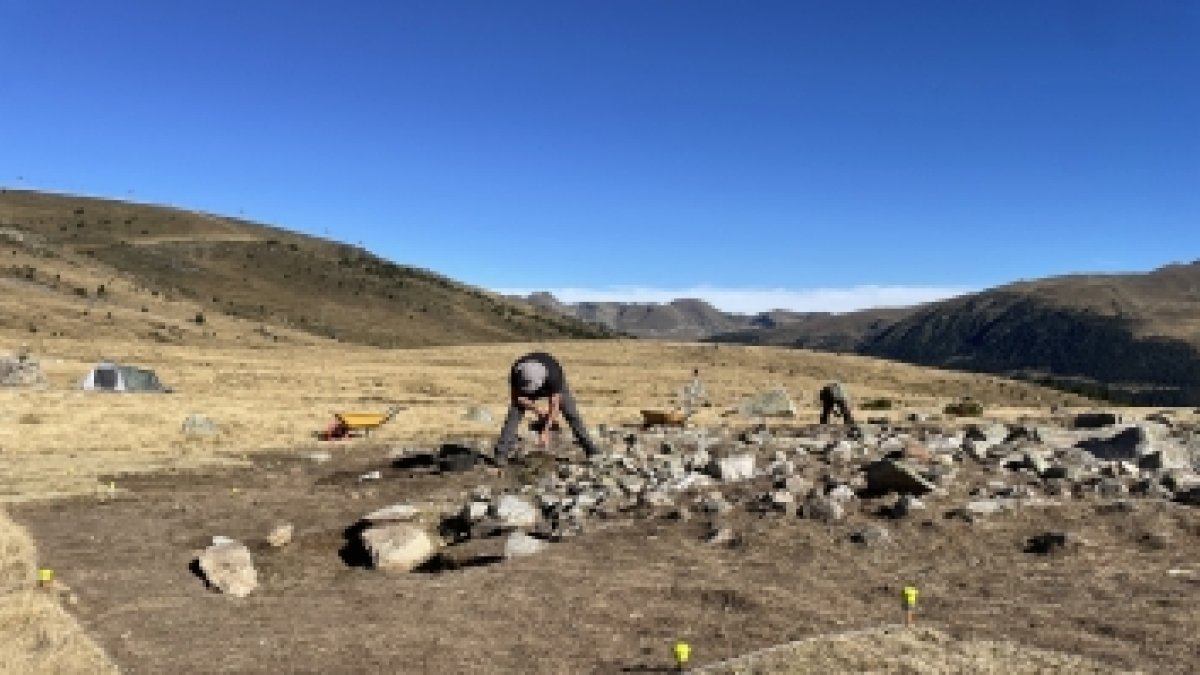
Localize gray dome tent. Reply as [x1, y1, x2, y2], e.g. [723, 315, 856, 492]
[80, 361, 169, 393]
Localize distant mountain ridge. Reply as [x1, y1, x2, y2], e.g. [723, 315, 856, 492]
[526, 262, 1200, 405]
[521, 293, 827, 340]
[709, 262, 1200, 405]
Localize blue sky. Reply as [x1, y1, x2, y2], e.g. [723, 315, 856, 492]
[1, 1, 1196, 313]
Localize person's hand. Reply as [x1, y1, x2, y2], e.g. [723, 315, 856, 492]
[537, 428, 550, 447]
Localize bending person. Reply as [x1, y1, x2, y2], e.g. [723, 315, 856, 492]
[495, 352, 600, 463]
[819, 381, 856, 425]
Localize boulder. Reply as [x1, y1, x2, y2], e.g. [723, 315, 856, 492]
[504, 532, 547, 558]
[197, 539, 258, 597]
[864, 460, 935, 496]
[360, 524, 437, 572]
[711, 454, 756, 482]
[738, 388, 797, 418]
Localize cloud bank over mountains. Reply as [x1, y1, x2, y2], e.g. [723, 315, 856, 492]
[495, 285, 975, 314]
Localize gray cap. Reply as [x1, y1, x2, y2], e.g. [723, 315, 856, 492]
[514, 360, 548, 394]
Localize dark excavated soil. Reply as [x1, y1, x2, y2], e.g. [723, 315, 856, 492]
[13, 445, 1200, 674]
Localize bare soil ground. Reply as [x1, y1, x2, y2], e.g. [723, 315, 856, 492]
[12, 442, 1200, 673]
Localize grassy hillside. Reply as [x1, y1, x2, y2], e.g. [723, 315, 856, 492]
[711, 262, 1200, 405]
[0, 190, 612, 347]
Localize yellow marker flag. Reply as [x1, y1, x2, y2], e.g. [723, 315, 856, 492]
[673, 641, 691, 666]
[903, 586, 919, 607]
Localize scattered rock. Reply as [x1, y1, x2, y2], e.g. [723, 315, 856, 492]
[491, 495, 539, 529]
[711, 454, 756, 482]
[266, 523, 293, 547]
[197, 539, 258, 597]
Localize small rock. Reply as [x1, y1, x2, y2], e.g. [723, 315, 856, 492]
[1025, 531, 1078, 555]
[803, 495, 845, 522]
[711, 454, 756, 482]
[705, 527, 736, 546]
[363, 504, 420, 523]
[197, 540, 258, 597]
[463, 405, 495, 424]
[304, 450, 332, 463]
[266, 523, 293, 547]
[849, 525, 892, 546]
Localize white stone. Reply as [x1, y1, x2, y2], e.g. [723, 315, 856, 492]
[712, 454, 756, 482]
[492, 495, 539, 529]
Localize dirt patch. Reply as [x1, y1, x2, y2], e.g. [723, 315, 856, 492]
[12, 447, 1200, 673]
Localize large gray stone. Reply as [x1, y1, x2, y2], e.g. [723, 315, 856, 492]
[738, 388, 797, 418]
[360, 524, 438, 572]
[864, 460, 935, 496]
[182, 414, 220, 437]
[197, 539, 258, 597]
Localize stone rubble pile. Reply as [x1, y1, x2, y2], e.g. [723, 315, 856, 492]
[341, 412, 1200, 573]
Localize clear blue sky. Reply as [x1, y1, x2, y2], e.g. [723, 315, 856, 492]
[2, 1, 1197, 312]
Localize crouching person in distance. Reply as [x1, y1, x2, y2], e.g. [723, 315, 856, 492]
[494, 352, 601, 463]
[819, 381, 856, 425]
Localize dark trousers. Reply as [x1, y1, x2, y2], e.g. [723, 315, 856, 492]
[496, 386, 597, 456]
[820, 397, 855, 425]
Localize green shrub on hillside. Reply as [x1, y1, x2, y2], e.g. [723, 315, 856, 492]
[860, 398, 894, 410]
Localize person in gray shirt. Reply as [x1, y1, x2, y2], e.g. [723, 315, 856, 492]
[494, 352, 600, 463]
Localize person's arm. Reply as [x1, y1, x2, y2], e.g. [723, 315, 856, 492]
[538, 392, 562, 445]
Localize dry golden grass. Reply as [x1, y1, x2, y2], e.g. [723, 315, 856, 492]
[0, 510, 117, 674]
[0, 337, 1108, 502]
[700, 625, 1118, 674]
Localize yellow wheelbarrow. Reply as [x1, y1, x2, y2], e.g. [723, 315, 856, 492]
[319, 405, 404, 440]
[640, 408, 690, 428]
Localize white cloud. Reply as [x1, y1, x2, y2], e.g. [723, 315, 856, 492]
[495, 285, 975, 314]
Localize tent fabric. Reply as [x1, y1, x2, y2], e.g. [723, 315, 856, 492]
[81, 362, 168, 392]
